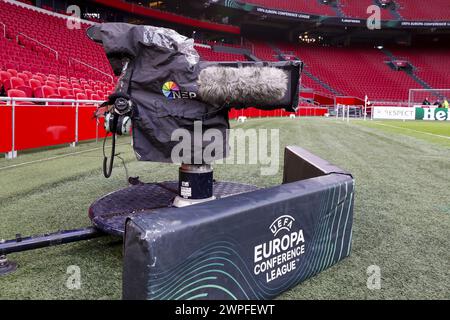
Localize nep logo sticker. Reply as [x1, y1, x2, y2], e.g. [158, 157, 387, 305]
[162, 81, 197, 100]
[162, 81, 179, 99]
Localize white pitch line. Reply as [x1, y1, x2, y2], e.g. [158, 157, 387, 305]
[372, 122, 450, 140]
[0, 143, 130, 171]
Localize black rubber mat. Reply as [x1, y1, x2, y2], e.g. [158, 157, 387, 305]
[89, 181, 258, 236]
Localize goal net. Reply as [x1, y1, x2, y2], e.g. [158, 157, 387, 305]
[409, 89, 450, 108]
[335, 104, 364, 120]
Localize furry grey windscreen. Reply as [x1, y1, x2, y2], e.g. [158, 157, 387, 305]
[197, 66, 289, 106]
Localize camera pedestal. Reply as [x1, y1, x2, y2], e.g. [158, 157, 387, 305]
[173, 164, 216, 208]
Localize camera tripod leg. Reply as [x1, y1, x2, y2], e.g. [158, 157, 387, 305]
[0, 228, 104, 276]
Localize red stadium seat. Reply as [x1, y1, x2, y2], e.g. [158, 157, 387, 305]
[45, 81, 59, 89]
[17, 73, 30, 82]
[46, 74, 57, 81]
[0, 71, 12, 82]
[11, 77, 26, 88]
[59, 82, 71, 89]
[85, 89, 95, 99]
[7, 89, 27, 98]
[72, 88, 84, 96]
[6, 69, 18, 77]
[90, 94, 101, 101]
[58, 87, 71, 97]
[23, 71, 33, 79]
[32, 75, 45, 83]
[0, 71, 12, 92]
[34, 85, 55, 99]
[36, 73, 48, 82]
[29, 79, 42, 91]
[7, 89, 33, 104]
[4, 77, 25, 92]
[16, 85, 33, 97]
[96, 90, 105, 100]
[76, 92, 87, 100]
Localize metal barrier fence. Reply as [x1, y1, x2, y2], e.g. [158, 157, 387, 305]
[0, 97, 106, 159]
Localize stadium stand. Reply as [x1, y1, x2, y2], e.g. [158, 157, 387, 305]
[278, 43, 422, 101]
[244, 0, 450, 21]
[388, 47, 450, 90]
[395, 0, 449, 21]
[0, 0, 113, 98]
[194, 44, 247, 62]
[339, 0, 397, 20]
[251, 42, 279, 62]
[242, 42, 333, 95]
[244, 0, 336, 16]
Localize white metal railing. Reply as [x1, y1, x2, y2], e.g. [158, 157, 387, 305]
[371, 100, 409, 107]
[0, 97, 106, 159]
[16, 32, 59, 60]
[0, 22, 5, 38]
[69, 57, 114, 83]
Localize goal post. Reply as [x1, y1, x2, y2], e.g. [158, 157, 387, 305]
[335, 104, 364, 121]
[409, 89, 450, 108]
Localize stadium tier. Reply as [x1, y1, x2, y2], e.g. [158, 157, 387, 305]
[0, 0, 113, 95]
[339, 0, 396, 20]
[245, 0, 335, 16]
[244, 0, 449, 21]
[277, 43, 424, 101]
[194, 44, 247, 62]
[251, 42, 278, 62]
[396, 0, 449, 21]
[388, 47, 450, 90]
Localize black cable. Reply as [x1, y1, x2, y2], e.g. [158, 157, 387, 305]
[103, 133, 116, 178]
[103, 115, 119, 178]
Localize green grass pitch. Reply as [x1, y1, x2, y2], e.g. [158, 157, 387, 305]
[0, 117, 449, 300]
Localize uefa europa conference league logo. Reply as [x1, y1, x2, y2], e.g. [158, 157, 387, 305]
[253, 215, 306, 283]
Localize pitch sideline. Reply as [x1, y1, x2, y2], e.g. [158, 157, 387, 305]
[368, 122, 450, 140]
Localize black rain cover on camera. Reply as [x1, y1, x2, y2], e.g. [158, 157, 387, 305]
[88, 23, 302, 163]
